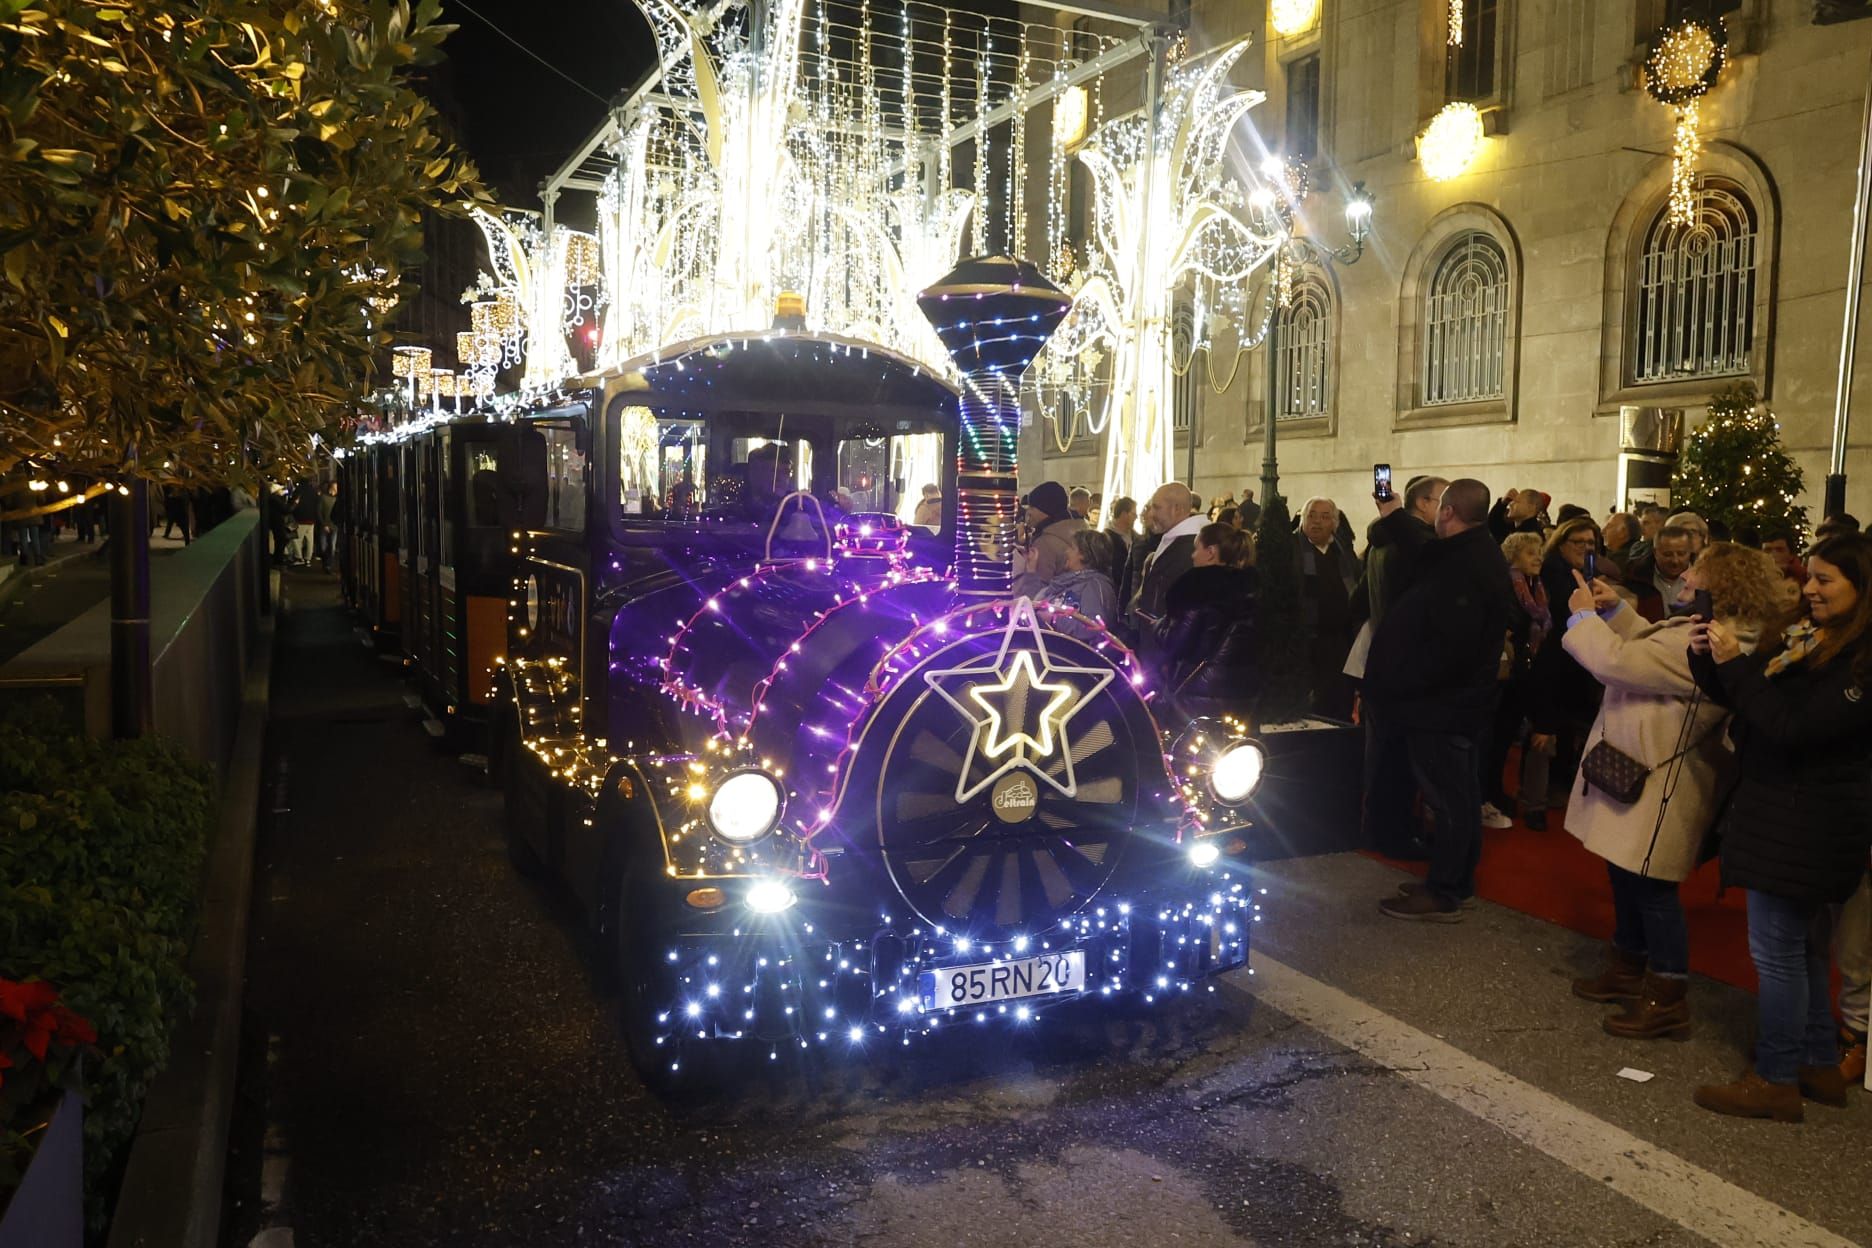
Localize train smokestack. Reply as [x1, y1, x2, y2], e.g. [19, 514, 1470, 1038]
[916, 256, 1072, 597]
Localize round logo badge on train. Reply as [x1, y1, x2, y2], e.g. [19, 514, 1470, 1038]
[990, 772, 1038, 823]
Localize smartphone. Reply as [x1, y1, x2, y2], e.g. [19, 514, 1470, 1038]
[1373, 463, 1392, 502]
[1692, 588, 1714, 621]
[1583, 550, 1597, 582]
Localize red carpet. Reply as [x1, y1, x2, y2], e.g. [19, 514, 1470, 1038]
[1370, 818, 1756, 991]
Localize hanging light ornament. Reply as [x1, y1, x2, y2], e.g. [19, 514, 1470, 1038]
[1418, 102, 1485, 180]
[1448, 0, 1463, 45]
[563, 232, 602, 287]
[390, 345, 432, 379]
[1270, 0, 1321, 38]
[1644, 18, 1726, 227]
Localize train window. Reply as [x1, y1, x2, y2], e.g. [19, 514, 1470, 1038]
[619, 406, 706, 519]
[538, 423, 587, 532]
[836, 428, 944, 526]
[466, 449, 500, 527]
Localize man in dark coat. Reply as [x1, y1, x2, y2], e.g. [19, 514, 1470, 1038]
[1236, 487, 1262, 532]
[1366, 479, 1516, 920]
[1295, 497, 1359, 719]
[1487, 488, 1547, 543]
[1130, 482, 1202, 647]
[1352, 474, 1445, 631]
[1104, 496, 1137, 604]
[1620, 525, 1694, 622]
[1353, 475, 1446, 858]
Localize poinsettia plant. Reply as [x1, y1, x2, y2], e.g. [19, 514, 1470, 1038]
[0, 977, 98, 1192]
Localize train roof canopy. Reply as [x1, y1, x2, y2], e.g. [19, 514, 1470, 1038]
[599, 332, 959, 424]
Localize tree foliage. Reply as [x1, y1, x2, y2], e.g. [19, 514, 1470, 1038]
[0, 0, 488, 511]
[1669, 381, 1809, 542]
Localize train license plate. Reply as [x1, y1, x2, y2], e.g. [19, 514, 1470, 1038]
[919, 950, 1085, 1012]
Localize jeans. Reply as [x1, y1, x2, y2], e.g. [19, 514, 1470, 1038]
[1834, 871, 1871, 1036]
[1406, 728, 1482, 904]
[1746, 890, 1839, 1084]
[1607, 862, 1688, 977]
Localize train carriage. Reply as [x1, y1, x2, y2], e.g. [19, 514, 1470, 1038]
[490, 259, 1267, 1085]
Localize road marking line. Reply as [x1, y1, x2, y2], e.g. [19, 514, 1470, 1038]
[1234, 955, 1856, 1248]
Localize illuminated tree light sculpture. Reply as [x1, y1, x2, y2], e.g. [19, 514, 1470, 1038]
[1047, 38, 1284, 512]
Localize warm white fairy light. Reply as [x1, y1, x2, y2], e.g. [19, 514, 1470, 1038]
[1270, 0, 1321, 37]
[1418, 102, 1485, 180]
[1447, 0, 1463, 45]
[1670, 102, 1702, 227]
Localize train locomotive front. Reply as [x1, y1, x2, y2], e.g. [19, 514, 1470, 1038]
[500, 258, 1264, 1079]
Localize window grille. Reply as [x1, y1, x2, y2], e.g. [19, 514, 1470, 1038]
[1274, 274, 1333, 421]
[1446, 0, 1499, 101]
[1421, 232, 1509, 405]
[1632, 181, 1756, 384]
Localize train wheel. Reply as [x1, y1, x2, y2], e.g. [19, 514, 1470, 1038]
[498, 718, 545, 877]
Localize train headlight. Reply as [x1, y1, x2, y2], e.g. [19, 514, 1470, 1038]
[745, 879, 797, 914]
[706, 770, 785, 844]
[1209, 739, 1266, 806]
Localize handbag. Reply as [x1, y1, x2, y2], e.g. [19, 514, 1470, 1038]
[1580, 687, 1708, 808]
[1579, 737, 1649, 804]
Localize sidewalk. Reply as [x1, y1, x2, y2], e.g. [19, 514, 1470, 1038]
[0, 533, 189, 666]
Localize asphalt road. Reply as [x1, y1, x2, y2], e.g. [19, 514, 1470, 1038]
[222, 575, 1872, 1248]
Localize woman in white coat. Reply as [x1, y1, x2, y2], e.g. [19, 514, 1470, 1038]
[1560, 542, 1793, 1039]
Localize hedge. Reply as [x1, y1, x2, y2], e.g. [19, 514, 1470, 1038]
[0, 701, 211, 1233]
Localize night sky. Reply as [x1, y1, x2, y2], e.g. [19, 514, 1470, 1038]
[428, 1, 661, 216]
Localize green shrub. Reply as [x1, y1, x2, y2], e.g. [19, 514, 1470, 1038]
[0, 701, 211, 1232]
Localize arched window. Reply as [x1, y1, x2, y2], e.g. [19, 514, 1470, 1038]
[1274, 272, 1333, 421]
[1631, 180, 1758, 384]
[1422, 232, 1509, 405]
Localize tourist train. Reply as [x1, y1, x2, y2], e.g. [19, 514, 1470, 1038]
[342, 257, 1265, 1084]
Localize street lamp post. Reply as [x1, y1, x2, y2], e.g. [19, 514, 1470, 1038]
[1247, 161, 1374, 508]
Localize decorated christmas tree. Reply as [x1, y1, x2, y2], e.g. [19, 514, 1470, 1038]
[1669, 382, 1809, 542]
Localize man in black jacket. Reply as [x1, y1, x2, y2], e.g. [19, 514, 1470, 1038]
[1367, 479, 1516, 920]
[1130, 482, 1202, 655]
[1353, 474, 1445, 859]
[1104, 496, 1137, 602]
[1352, 474, 1445, 630]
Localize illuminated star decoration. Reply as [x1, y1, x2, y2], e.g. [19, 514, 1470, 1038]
[923, 598, 1114, 803]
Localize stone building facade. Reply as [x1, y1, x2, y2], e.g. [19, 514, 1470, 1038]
[1023, 0, 1872, 527]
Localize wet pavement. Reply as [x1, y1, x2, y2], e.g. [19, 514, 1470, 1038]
[223, 574, 1871, 1248]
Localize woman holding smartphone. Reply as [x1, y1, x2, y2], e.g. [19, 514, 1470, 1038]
[1559, 544, 1788, 1037]
[1688, 532, 1872, 1121]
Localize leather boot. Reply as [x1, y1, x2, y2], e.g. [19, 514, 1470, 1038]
[1571, 946, 1646, 1003]
[1693, 1070, 1804, 1122]
[1798, 1064, 1849, 1107]
[1839, 1027, 1867, 1086]
[1603, 973, 1690, 1040]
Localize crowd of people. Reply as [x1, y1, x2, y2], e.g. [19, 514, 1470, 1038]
[1, 482, 259, 567]
[1010, 472, 1872, 1125]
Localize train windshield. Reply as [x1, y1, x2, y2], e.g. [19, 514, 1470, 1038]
[617, 405, 946, 528]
